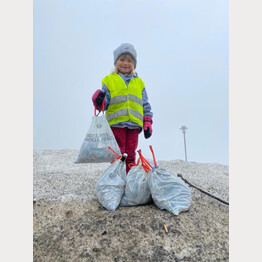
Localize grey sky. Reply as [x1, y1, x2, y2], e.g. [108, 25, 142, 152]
[33, 0, 228, 164]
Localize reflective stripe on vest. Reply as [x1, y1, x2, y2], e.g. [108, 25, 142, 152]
[129, 109, 143, 121]
[106, 108, 129, 122]
[129, 94, 142, 106]
[110, 94, 142, 106]
[110, 95, 127, 105]
[102, 73, 144, 127]
[106, 108, 143, 123]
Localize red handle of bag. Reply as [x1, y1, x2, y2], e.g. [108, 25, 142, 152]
[108, 146, 121, 164]
[94, 103, 105, 116]
[137, 150, 152, 173]
[149, 145, 157, 168]
[128, 157, 141, 169]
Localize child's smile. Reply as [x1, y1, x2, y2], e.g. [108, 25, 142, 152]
[116, 54, 134, 75]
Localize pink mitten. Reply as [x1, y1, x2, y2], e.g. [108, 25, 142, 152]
[143, 116, 153, 139]
[92, 89, 106, 111]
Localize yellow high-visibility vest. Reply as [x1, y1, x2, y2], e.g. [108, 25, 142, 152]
[102, 73, 144, 127]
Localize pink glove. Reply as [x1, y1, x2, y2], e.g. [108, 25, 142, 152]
[143, 116, 153, 139]
[92, 89, 106, 111]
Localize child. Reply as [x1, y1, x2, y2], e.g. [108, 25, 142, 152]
[92, 43, 153, 173]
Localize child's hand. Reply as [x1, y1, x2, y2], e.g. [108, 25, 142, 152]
[92, 89, 106, 110]
[143, 116, 153, 139]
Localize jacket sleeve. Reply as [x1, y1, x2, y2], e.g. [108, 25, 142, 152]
[142, 87, 153, 118]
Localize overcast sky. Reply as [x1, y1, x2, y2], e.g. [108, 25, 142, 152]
[33, 0, 228, 164]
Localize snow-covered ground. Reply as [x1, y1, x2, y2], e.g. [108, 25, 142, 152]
[33, 150, 229, 203]
[33, 150, 229, 262]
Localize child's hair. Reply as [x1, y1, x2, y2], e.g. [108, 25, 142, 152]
[111, 54, 135, 76]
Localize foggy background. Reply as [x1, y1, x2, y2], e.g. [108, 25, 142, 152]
[33, 0, 228, 164]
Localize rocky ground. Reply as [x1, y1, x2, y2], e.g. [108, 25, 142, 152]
[33, 150, 229, 262]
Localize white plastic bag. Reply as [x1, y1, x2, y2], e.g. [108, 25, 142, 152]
[95, 154, 127, 211]
[150, 167, 192, 215]
[148, 145, 192, 216]
[120, 159, 152, 207]
[75, 113, 121, 163]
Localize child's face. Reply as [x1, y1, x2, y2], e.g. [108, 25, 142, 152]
[116, 54, 134, 75]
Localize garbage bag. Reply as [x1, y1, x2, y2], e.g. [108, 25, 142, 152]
[149, 167, 192, 215]
[95, 156, 126, 211]
[75, 114, 121, 163]
[120, 164, 152, 207]
[148, 145, 191, 216]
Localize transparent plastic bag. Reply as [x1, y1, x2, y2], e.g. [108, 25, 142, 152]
[150, 168, 192, 215]
[148, 145, 192, 215]
[120, 154, 152, 207]
[95, 151, 127, 211]
[75, 111, 121, 163]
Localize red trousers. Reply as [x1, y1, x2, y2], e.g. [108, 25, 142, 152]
[111, 127, 139, 173]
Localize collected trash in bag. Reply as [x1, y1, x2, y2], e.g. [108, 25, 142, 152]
[149, 145, 192, 215]
[120, 150, 153, 207]
[95, 147, 127, 211]
[75, 106, 121, 163]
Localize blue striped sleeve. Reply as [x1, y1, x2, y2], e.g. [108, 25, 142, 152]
[142, 87, 153, 118]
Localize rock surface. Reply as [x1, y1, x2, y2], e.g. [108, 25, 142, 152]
[33, 150, 229, 262]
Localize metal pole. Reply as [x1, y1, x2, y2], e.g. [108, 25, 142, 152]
[183, 132, 187, 161]
[180, 126, 188, 162]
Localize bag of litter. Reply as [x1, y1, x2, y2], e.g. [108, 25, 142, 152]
[75, 108, 121, 163]
[120, 151, 152, 206]
[95, 150, 127, 211]
[150, 168, 192, 215]
[148, 145, 192, 216]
